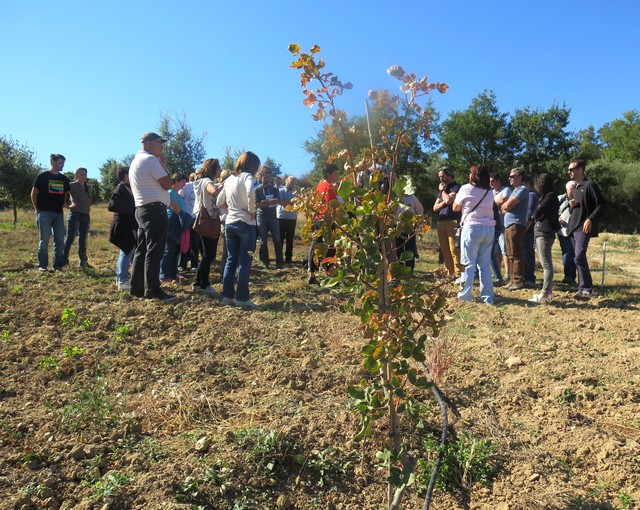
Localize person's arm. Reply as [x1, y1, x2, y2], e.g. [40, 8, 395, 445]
[255, 186, 279, 208]
[30, 187, 39, 210]
[583, 182, 606, 233]
[216, 185, 227, 208]
[501, 195, 520, 214]
[494, 188, 510, 206]
[205, 181, 221, 198]
[158, 175, 172, 191]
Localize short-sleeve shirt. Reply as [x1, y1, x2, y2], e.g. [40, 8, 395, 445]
[504, 185, 529, 228]
[167, 189, 187, 218]
[68, 181, 92, 215]
[493, 186, 511, 227]
[277, 187, 297, 220]
[32, 171, 70, 213]
[437, 182, 462, 221]
[454, 184, 495, 227]
[129, 150, 170, 207]
[255, 184, 279, 219]
[179, 181, 196, 217]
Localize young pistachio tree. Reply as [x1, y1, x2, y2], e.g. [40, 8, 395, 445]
[289, 44, 450, 509]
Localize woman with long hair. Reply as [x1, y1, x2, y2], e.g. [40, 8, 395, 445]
[193, 158, 223, 295]
[216, 152, 261, 309]
[452, 164, 496, 304]
[529, 173, 560, 303]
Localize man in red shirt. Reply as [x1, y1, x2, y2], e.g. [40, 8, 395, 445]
[307, 164, 340, 284]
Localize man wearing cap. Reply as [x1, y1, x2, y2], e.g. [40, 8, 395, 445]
[129, 132, 175, 301]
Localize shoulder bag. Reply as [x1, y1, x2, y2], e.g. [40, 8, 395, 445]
[193, 180, 221, 240]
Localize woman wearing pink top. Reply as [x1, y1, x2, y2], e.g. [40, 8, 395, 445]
[452, 164, 496, 304]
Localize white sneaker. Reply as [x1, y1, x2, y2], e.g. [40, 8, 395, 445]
[117, 282, 131, 291]
[195, 286, 216, 296]
[529, 292, 552, 303]
[221, 297, 236, 306]
[235, 299, 259, 310]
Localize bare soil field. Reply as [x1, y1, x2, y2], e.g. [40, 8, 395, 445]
[0, 207, 639, 510]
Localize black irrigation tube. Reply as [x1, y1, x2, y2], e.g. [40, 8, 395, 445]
[419, 363, 448, 510]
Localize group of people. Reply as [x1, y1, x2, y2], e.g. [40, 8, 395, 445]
[434, 161, 606, 304]
[31, 135, 606, 310]
[31, 155, 93, 272]
[105, 132, 300, 308]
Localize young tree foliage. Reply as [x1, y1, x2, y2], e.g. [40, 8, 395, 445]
[0, 136, 42, 225]
[289, 43, 450, 510]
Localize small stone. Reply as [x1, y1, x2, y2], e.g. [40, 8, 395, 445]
[529, 473, 540, 482]
[505, 356, 523, 369]
[195, 436, 211, 454]
[68, 446, 85, 460]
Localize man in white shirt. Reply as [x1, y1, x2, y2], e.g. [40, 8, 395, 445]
[129, 132, 175, 301]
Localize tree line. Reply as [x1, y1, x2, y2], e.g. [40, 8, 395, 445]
[2, 100, 639, 231]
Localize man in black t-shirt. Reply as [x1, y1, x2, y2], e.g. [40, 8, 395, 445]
[31, 154, 71, 271]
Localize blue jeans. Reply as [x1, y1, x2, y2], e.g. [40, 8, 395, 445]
[161, 238, 180, 280]
[572, 231, 593, 292]
[557, 233, 576, 282]
[37, 211, 65, 270]
[257, 214, 283, 265]
[223, 221, 256, 301]
[63, 211, 91, 265]
[458, 224, 495, 304]
[116, 248, 134, 284]
[116, 229, 136, 284]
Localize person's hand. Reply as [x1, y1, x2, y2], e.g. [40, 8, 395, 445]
[438, 182, 445, 191]
[583, 218, 592, 234]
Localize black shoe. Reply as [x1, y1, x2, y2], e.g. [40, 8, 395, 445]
[276, 261, 285, 269]
[144, 289, 177, 301]
[130, 288, 144, 298]
[523, 280, 537, 289]
[307, 276, 319, 285]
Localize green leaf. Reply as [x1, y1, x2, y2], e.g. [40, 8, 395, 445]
[347, 385, 365, 400]
[338, 179, 354, 201]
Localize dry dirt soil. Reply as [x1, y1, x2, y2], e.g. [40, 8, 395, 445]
[0, 217, 639, 510]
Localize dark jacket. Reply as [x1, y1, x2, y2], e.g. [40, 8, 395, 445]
[108, 183, 137, 253]
[568, 178, 606, 237]
[533, 192, 560, 237]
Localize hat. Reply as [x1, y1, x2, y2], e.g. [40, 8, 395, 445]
[141, 132, 167, 143]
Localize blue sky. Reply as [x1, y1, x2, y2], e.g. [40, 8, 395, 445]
[2, 0, 638, 180]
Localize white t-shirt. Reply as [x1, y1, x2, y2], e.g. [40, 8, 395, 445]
[179, 181, 196, 217]
[217, 172, 256, 226]
[454, 184, 495, 227]
[129, 150, 170, 207]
